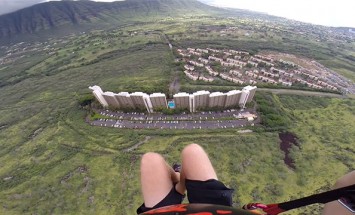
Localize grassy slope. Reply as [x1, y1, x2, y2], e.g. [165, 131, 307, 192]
[0, 15, 354, 215]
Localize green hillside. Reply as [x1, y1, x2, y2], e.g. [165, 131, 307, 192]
[0, 1, 354, 214]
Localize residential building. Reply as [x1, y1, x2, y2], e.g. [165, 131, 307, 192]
[192, 91, 210, 112]
[198, 57, 209, 65]
[209, 92, 227, 108]
[230, 70, 242, 77]
[229, 50, 249, 55]
[130, 92, 153, 113]
[184, 65, 195, 71]
[205, 66, 219, 76]
[208, 56, 223, 62]
[189, 95, 194, 113]
[115, 92, 135, 109]
[246, 86, 257, 103]
[150, 93, 168, 110]
[189, 51, 202, 56]
[189, 60, 204, 67]
[199, 76, 214, 82]
[196, 48, 209, 54]
[102, 92, 120, 108]
[90, 85, 258, 113]
[255, 55, 274, 62]
[249, 80, 257, 85]
[221, 61, 236, 67]
[89, 85, 108, 107]
[207, 48, 220, 53]
[239, 86, 257, 108]
[225, 90, 242, 108]
[173, 93, 190, 110]
[247, 61, 258, 67]
[184, 70, 199, 81]
[239, 88, 249, 109]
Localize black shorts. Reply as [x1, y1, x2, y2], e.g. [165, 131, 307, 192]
[185, 179, 234, 206]
[137, 179, 234, 214]
[136, 185, 185, 214]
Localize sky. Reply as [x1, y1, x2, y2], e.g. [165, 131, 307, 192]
[205, 0, 355, 28]
[0, 0, 354, 28]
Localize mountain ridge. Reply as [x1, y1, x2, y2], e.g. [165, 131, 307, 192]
[0, 0, 217, 40]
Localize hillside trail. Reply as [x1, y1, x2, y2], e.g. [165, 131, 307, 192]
[123, 136, 151, 152]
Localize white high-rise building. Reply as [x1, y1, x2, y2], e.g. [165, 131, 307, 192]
[102, 92, 120, 108]
[173, 93, 190, 110]
[88, 85, 257, 113]
[115, 92, 135, 109]
[150, 93, 168, 110]
[225, 90, 242, 108]
[246, 86, 257, 103]
[192, 90, 210, 112]
[130, 92, 153, 113]
[209, 92, 227, 108]
[89, 86, 108, 107]
[239, 86, 257, 108]
[189, 95, 194, 113]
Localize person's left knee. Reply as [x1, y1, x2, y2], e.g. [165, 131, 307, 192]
[141, 152, 164, 169]
[333, 171, 355, 189]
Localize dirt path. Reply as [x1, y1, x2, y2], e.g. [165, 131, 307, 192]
[169, 75, 181, 95]
[123, 136, 151, 152]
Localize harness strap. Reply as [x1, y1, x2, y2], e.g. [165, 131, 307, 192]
[243, 184, 355, 215]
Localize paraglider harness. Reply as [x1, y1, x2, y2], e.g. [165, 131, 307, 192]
[140, 184, 355, 215]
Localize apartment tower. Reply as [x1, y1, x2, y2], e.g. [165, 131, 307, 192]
[246, 86, 257, 103]
[89, 86, 108, 107]
[150, 93, 168, 110]
[115, 92, 135, 109]
[225, 90, 242, 108]
[130, 92, 153, 113]
[239, 86, 257, 108]
[102, 92, 120, 108]
[209, 92, 227, 108]
[192, 91, 210, 112]
[173, 93, 190, 110]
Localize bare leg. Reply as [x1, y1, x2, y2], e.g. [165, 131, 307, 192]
[181, 143, 217, 181]
[140, 152, 182, 208]
[322, 171, 355, 215]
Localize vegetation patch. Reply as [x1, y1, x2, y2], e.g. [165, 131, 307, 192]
[279, 132, 300, 169]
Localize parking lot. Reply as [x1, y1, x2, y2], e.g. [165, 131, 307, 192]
[90, 109, 259, 130]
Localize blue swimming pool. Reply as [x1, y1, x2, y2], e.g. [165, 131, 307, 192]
[168, 101, 175, 109]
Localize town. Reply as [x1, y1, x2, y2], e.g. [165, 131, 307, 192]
[178, 47, 342, 92]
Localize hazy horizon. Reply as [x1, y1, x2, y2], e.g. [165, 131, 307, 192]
[202, 0, 355, 28]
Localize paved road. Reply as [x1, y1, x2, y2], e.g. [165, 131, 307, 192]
[257, 88, 347, 98]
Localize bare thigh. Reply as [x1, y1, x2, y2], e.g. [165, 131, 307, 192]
[140, 152, 174, 208]
[181, 144, 217, 181]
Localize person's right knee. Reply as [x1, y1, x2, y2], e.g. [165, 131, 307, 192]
[182, 143, 204, 157]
